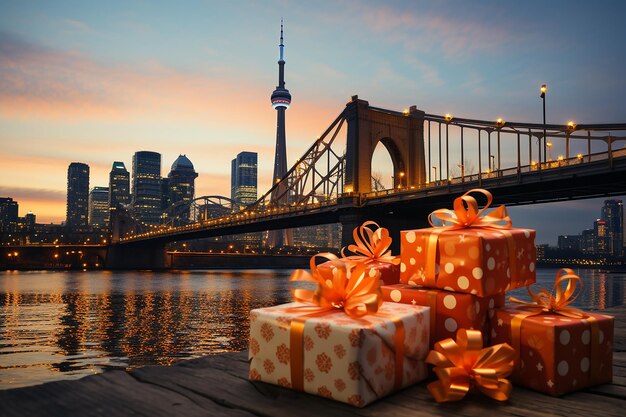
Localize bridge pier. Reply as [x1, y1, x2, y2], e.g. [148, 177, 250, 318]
[106, 242, 171, 270]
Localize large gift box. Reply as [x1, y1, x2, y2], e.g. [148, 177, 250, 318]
[249, 257, 429, 407]
[399, 189, 536, 297]
[490, 269, 614, 396]
[319, 221, 400, 285]
[381, 284, 504, 347]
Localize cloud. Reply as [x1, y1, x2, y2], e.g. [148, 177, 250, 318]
[0, 186, 65, 201]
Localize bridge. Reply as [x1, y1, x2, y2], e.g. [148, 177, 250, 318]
[107, 96, 626, 269]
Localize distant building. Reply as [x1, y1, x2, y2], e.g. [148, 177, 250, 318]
[89, 186, 110, 227]
[558, 235, 581, 252]
[594, 219, 609, 254]
[0, 197, 19, 232]
[581, 229, 596, 254]
[231, 151, 258, 209]
[294, 223, 342, 249]
[535, 244, 548, 260]
[109, 161, 131, 224]
[66, 162, 90, 230]
[167, 155, 198, 224]
[602, 200, 623, 257]
[131, 151, 162, 225]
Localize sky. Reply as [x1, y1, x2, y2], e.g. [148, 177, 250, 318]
[1, 0, 625, 244]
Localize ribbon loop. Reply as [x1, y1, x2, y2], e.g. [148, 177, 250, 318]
[425, 329, 514, 403]
[428, 189, 512, 230]
[289, 253, 382, 318]
[509, 268, 586, 318]
[341, 221, 400, 266]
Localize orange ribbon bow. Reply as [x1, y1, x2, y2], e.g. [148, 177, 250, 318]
[341, 221, 400, 266]
[289, 253, 382, 318]
[509, 268, 586, 318]
[429, 188, 512, 230]
[425, 329, 515, 402]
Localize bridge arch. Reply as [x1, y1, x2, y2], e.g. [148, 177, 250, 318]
[344, 96, 426, 194]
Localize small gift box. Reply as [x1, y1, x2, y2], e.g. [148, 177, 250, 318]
[319, 221, 400, 285]
[491, 269, 614, 396]
[381, 284, 504, 347]
[249, 255, 430, 407]
[399, 188, 536, 297]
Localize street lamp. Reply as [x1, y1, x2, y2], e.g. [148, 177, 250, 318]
[540, 84, 547, 163]
[490, 154, 495, 172]
[432, 166, 437, 182]
[547, 141, 553, 161]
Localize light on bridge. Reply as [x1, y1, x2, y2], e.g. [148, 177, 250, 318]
[403, 108, 410, 116]
[344, 186, 353, 193]
[577, 153, 584, 160]
[444, 113, 453, 122]
[557, 155, 564, 161]
[496, 118, 505, 128]
[540, 84, 547, 98]
[567, 121, 577, 130]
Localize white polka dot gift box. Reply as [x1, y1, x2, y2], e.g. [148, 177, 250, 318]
[491, 269, 613, 396]
[399, 189, 536, 297]
[381, 283, 504, 348]
[249, 256, 430, 407]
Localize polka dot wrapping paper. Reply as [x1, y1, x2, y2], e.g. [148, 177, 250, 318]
[490, 307, 614, 396]
[248, 302, 430, 407]
[399, 227, 536, 297]
[381, 284, 504, 348]
[318, 261, 400, 286]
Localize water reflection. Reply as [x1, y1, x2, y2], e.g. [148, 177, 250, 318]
[0, 270, 292, 388]
[0, 268, 624, 389]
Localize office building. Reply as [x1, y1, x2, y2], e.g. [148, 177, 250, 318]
[231, 151, 258, 208]
[594, 219, 608, 254]
[89, 186, 110, 227]
[602, 199, 624, 257]
[0, 197, 19, 232]
[166, 155, 198, 224]
[66, 162, 90, 230]
[581, 229, 596, 254]
[558, 235, 581, 252]
[131, 151, 162, 225]
[109, 161, 130, 223]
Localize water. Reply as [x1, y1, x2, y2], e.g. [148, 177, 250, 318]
[0, 268, 624, 389]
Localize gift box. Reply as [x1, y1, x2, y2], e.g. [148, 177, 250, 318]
[248, 256, 429, 407]
[320, 221, 400, 285]
[381, 284, 504, 347]
[399, 189, 536, 297]
[249, 301, 430, 407]
[491, 269, 614, 396]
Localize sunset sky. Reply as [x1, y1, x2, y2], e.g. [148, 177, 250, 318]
[1, 0, 625, 244]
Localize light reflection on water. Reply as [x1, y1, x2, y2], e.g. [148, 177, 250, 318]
[0, 267, 624, 389]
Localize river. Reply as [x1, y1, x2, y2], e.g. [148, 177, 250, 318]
[0, 267, 624, 389]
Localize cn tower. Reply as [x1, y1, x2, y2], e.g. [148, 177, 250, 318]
[268, 20, 293, 248]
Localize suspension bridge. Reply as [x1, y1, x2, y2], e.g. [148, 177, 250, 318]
[107, 96, 626, 268]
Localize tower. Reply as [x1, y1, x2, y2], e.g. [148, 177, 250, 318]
[231, 151, 258, 208]
[268, 20, 293, 247]
[131, 151, 162, 225]
[66, 162, 90, 230]
[167, 154, 198, 224]
[109, 161, 130, 227]
[89, 186, 110, 227]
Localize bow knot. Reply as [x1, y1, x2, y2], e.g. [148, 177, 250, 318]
[428, 189, 512, 230]
[289, 253, 382, 318]
[426, 329, 514, 402]
[510, 268, 586, 318]
[341, 221, 400, 266]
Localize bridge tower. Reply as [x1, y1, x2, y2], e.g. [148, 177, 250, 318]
[267, 20, 293, 248]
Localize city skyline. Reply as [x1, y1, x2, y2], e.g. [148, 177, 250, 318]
[2, 1, 626, 245]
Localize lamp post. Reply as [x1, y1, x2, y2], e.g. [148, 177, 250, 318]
[432, 166, 437, 182]
[540, 84, 547, 164]
[490, 155, 495, 172]
[547, 141, 553, 161]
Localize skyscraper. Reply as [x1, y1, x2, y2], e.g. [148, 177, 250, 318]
[89, 186, 110, 227]
[131, 151, 162, 225]
[0, 197, 19, 232]
[602, 199, 624, 257]
[167, 155, 198, 224]
[109, 161, 130, 215]
[268, 20, 292, 247]
[231, 151, 258, 208]
[66, 162, 89, 230]
[594, 219, 608, 254]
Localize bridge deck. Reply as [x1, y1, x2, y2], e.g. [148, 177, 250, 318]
[2, 305, 625, 417]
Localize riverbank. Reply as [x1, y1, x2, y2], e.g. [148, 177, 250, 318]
[1, 304, 625, 417]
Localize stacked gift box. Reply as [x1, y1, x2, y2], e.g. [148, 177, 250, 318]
[248, 189, 614, 406]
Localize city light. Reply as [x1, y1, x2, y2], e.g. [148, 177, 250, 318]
[444, 113, 453, 122]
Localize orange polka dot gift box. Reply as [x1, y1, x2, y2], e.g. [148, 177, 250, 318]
[249, 256, 430, 407]
[381, 284, 504, 348]
[490, 269, 614, 396]
[399, 189, 536, 297]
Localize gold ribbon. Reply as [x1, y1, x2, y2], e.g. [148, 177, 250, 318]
[425, 329, 514, 402]
[341, 221, 400, 267]
[508, 268, 602, 386]
[423, 189, 519, 290]
[288, 254, 405, 392]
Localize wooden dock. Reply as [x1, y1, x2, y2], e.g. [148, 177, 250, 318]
[2, 305, 625, 417]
